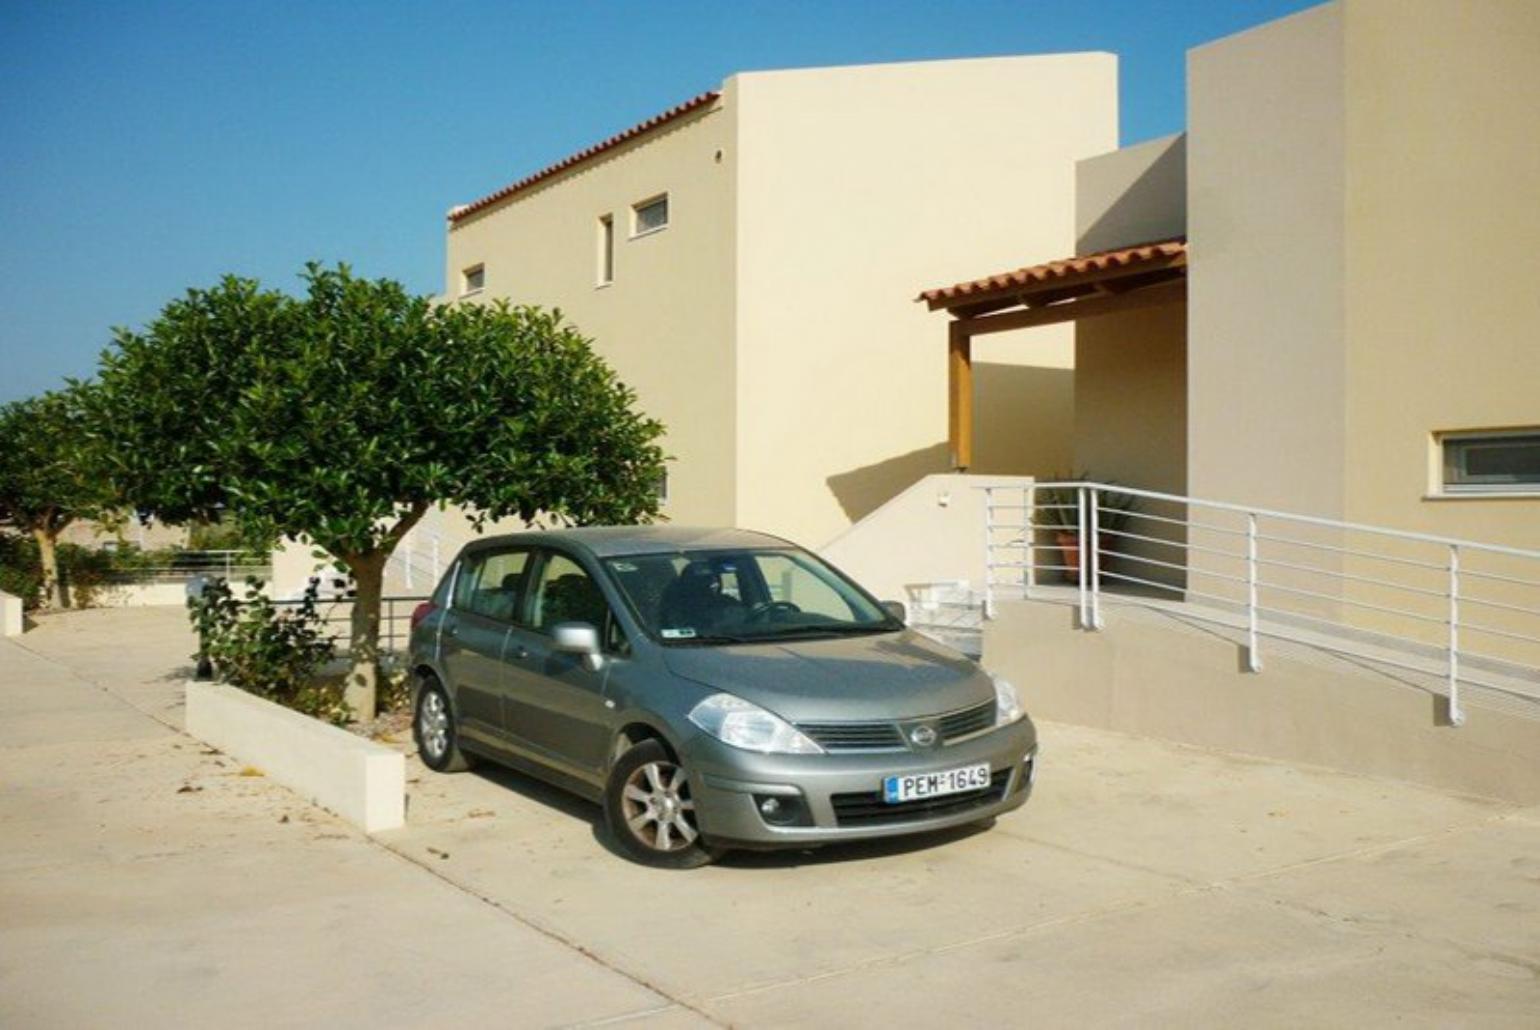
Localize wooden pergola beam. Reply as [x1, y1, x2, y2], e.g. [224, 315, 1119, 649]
[957, 278, 1186, 337]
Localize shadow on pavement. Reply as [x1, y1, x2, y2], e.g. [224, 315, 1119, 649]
[456, 757, 996, 869]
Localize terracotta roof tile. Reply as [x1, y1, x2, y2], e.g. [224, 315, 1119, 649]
[449, 91, 721, 225]
[919, 237, 1187, 308]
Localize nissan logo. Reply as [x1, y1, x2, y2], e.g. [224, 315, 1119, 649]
[909, 724, 938, 747]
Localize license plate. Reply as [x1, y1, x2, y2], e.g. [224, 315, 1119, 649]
[883, 763, 991, 804]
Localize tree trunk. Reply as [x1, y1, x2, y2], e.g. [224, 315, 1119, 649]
[344, 552, 387, 721]
[33, 527, 65, 609]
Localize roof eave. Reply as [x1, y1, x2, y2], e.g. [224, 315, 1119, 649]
[447, 90, 721, 228]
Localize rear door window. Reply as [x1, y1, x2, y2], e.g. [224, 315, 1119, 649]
[452, 547, 532, 623]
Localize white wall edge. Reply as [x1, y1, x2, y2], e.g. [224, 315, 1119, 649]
[184, 681, 405, 833]
[0, 591, 23, 637]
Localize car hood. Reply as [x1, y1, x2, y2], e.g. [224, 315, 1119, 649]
[660, 629, 994, 723]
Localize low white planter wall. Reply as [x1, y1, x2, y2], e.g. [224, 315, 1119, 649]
[91, 582, 195, 607]
[1, 591, 22, 636]
[185, 681, 405, 832]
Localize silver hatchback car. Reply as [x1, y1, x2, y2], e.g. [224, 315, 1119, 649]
[409, 526, 1037, 868]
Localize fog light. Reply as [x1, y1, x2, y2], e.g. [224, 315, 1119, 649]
[752, 792, 812, 827]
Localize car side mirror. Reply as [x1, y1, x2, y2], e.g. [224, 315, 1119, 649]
[880, 600, 906, 624]
[552, 621, 604, 671]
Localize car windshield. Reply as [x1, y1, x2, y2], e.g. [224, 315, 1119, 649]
[601, 547, 900, 645]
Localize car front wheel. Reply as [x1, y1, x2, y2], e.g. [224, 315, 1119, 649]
[604, 739, 721, 869]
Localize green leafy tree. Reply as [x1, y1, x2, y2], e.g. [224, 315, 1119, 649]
[92, 264, 666, 716]
[0, 387, 113, 608]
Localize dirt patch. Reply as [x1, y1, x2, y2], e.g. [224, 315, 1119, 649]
[351, 708, 412, 745]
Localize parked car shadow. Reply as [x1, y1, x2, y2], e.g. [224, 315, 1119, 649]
[463, 760, 602, 827]
[713, 820, 996, 869]
[462, 760, 996, 868]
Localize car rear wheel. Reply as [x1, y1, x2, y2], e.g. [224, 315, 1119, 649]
[414, 675, 474, 773]
[604, 739, 721, 869]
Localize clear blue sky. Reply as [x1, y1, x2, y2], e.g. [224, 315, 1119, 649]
[0, 0, 1319, 402]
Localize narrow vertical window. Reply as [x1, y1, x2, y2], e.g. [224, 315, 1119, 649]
[597, 215, 615, 285]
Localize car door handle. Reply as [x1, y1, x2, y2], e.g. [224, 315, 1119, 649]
[510, 645, 529, 660]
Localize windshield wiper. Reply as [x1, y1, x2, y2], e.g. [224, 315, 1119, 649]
[757, 623, 896, 639]
[665, 632, 760, 646]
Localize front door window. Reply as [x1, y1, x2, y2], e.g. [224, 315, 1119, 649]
[529, 553, 617, 643]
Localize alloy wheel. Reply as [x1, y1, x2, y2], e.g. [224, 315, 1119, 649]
[620, 760, 699, 852]
[418, 690, 449, 762]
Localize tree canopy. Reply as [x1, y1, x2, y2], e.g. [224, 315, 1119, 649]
[0, 385, 114, 607]
[92, 263, 667, 713]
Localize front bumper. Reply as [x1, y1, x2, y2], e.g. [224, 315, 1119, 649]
[683, 717, 1038, 848]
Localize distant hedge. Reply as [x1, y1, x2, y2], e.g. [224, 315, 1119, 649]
[0, 534, 179, 609]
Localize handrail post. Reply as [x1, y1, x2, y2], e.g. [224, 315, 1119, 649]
[982, 487, 996, 620]
[1077, 486, 1090, 629]
[1024, 483, 1037, 598]
[1447, 544, 1464, 727]
[1246, 513, 1262, 672]
[1088, 487, 1103, 630]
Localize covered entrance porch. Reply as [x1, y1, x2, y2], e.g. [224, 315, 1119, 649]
[917, 238, 1191, 594]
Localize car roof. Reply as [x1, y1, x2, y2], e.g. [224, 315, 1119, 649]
[459, 525, 797, 560]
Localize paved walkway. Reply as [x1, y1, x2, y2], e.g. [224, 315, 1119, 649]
[4, 607, 1540, 1027]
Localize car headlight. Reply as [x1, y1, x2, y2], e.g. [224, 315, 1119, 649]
[687, 693, 825, 755]
[993, 675, 1024, 726]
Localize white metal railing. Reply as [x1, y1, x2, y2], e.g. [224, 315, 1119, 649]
[386, 528, 445, 592]
[105, 549, 273, 583]
[982, 481, 1540, 726]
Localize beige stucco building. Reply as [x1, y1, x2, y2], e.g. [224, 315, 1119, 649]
[897, 0, 1540, 801]
[443, 55, 1118, 548]
[924, 0, 1540, 565]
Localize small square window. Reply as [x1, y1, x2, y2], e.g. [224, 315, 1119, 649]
[1440, 429, 1540, 493]
[656, 470, 669, 504]
[461, 264, 485, 295]
[632, 194, 669, 236]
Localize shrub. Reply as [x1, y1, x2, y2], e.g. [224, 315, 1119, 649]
[189, 578, 347, 724]
[1034, 476, 1138, 534]
[56, 544, 121, 608]
[0, 534, 180, 609]
[188, 519, 248, 552]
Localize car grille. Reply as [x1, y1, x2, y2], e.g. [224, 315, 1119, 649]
[938, 699, 996, 742]
[830, 769, 1012, 827]
[798, 699, 999, 752]
[797, 721, 905, 751]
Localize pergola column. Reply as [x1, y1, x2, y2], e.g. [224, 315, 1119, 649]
[948, 318, 973, 470]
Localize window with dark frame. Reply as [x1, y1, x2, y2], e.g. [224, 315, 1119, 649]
[461, 264, 485, 294]
[1440, 430, 1540, 493]
[632, 194, 669, 236]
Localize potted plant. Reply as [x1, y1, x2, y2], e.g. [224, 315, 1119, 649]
[1034, 479, 1138, 583]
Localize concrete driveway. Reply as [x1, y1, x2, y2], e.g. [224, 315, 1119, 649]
[4, 607, 1539, 1027]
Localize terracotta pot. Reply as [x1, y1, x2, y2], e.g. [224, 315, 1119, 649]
[1054, 531, 1080, 583]
[1054, 531, 1109, 583]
